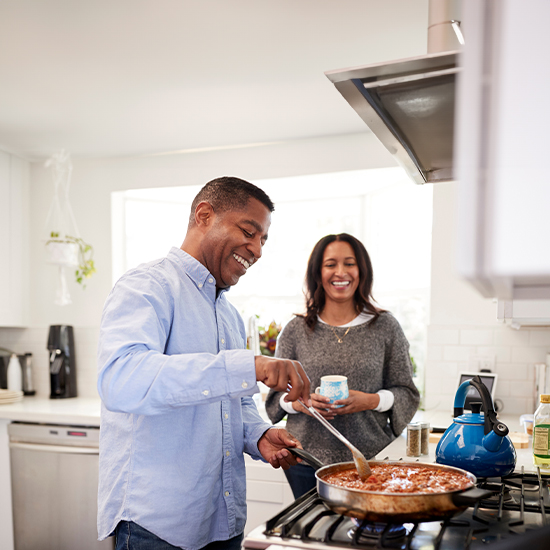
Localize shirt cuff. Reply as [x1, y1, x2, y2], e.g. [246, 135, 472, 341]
[374, 389, 394, 412]
[224, 349, 258, 397]
[279, 393, 299, 414]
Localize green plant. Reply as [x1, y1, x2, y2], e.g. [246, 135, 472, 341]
[47, 232, 96, 287]
[410, 355, 417, 377]
[258, 321, 282, 357]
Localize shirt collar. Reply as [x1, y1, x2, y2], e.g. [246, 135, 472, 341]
[168, 247, 228, 297]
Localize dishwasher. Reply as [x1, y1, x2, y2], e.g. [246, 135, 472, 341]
[8, 422, 114, 550]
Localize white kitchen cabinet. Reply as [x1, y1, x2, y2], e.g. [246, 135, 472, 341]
[0, 150, 30, 327]
[456, 0, 550, 301]
[0, 420, 15, 550]
[244, 455, 294, 535]
[497, 299, 550, 329]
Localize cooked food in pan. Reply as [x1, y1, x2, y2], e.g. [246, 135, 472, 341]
[321, 464, 472, 494]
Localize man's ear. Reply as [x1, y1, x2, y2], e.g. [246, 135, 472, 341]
[194, 201, 215, 230]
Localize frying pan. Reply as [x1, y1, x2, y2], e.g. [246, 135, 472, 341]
[289, 448, 493, 522]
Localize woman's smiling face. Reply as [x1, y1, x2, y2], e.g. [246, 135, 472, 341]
[320, 240, 360, 306]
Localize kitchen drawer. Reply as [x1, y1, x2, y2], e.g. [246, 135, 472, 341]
[245, 457, 286, 482]
[247, 479, 284, 504]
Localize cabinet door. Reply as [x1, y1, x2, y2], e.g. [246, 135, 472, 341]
[0, 151, 29, 327]
[10, 443, 112, 549]
[0, 151, 11, 322]
[456, 0, 550, 300]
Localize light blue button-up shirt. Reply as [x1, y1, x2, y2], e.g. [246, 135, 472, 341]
[97, 247, 271, 549]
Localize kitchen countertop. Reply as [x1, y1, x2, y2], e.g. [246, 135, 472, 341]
[0, 396, 101, 426]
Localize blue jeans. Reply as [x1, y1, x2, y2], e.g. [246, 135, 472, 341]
[114, 521, 243, 550]
[284, 463, 317, 499]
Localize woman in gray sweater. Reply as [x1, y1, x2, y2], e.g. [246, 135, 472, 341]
[265, 233, 420, 498]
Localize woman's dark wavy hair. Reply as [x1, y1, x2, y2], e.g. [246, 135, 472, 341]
[302, 233, 383, 330]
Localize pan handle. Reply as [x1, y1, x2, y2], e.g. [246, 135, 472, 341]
[451, 487, 493, 506]
[287, 447, 325, 471]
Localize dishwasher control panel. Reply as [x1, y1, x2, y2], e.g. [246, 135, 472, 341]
[8, 421, 100, 447]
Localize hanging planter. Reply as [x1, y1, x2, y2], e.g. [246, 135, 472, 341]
[43, 151, 97, 305]
[45, 239, 79, 267]
[45, 233, 96, 285]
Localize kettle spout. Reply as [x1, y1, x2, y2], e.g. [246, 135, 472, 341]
[482, 422, 509, 452]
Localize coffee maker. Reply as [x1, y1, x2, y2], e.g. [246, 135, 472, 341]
[47, 325, 77, 398]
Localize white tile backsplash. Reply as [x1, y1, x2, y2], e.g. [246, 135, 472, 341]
[476, 346, 511, 363]
[530, 330, 550, 346]
[443, 346, 472, 362]
[426, 324, 550, 417]
[460, 329, 494, 346]
[428, 328, 460, 346]
[494, 329, 531, 347]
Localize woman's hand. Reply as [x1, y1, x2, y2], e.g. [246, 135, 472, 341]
[292, 392, 339, 419]
[292, 392, 336, 419]
[332, 390, 380, 415]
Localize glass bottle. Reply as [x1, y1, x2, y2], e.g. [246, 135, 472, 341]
[533, 394, 550, 469]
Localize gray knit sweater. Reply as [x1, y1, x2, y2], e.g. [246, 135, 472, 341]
[265, 312, 420, 465]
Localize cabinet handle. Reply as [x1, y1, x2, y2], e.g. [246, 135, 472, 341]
[9, 442, 99, 455]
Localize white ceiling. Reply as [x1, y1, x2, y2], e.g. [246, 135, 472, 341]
[0, 0, 429, 161]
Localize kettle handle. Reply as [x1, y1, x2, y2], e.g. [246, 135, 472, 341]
[453, 375, 499, 435]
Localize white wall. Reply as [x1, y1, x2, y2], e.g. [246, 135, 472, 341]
[2, 134, 548, 412]
[0, 132, 396, 397]
[425, 183, 550, 416]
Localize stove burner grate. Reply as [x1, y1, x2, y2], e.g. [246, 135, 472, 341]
[260, 469, 550, 549]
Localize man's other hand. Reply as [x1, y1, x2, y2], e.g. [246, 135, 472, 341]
[254, 356, 311, 406]
[257, 428, 303, 470]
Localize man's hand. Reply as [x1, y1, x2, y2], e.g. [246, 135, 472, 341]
[258, 428, 303, 470]
[255, 356, 311, 406]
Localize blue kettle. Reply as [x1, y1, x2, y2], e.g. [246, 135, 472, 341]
[435, 375, 516, 477]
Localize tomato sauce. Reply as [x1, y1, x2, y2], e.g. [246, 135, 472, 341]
[321, 464, 472, 494]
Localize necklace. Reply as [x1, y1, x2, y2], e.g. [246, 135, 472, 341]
[329, 325, 351, 343]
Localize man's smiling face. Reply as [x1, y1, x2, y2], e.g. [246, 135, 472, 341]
[200, 197, 271, 291]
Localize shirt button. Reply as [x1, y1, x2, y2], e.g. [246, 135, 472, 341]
[198, 283, 203, 288]
[226, 451, 230, 456]
[224, 413, 229, 419]
[221, 338, 225, 344]
[202, 390, 209, 396]
[242, 381, 248, 389]
[208, 278, 213, 283]
[224, 491, 230, 497]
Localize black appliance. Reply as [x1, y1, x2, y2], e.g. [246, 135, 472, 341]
[243, 468, 550, 550]
[47, 325, 77, 399]
[0, 355, 9, 389]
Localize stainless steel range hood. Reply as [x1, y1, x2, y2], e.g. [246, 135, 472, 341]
[325, 1, 462, 185]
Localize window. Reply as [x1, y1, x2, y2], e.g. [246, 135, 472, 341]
[112, 167, 432, 394]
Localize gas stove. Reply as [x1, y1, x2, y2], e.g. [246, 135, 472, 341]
[243, 467, 550, 550]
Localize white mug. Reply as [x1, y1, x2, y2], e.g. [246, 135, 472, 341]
[315, 375, 349, 408]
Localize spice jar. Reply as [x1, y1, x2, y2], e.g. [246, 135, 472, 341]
[406, 422, 421, 457]
[420, 422, 430, 455]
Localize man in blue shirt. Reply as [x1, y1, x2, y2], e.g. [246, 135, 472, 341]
[97, 177, 311, 550]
